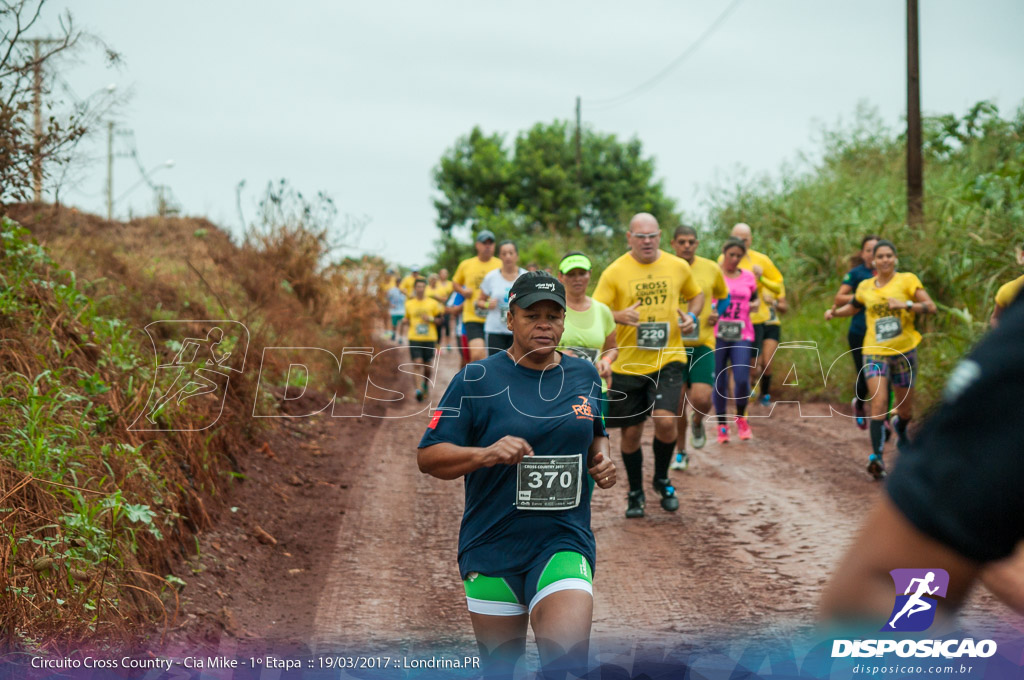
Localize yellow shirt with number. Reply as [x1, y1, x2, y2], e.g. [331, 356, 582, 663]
[593, 250, 702, 375]
[855, 272, 924, 356]
[995, 274, 1024, 309]
[453, 256, 500, 323]
[405, 297, 444, 342]
[719, 249, 783, 324]
[678, 256, 729, 350]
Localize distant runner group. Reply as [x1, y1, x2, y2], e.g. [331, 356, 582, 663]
[389, 222, 1023, 676]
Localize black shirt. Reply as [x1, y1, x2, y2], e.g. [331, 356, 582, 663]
[886, 294, 1024, 563]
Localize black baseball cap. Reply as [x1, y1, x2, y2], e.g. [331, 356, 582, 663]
[507, 271, 566, 310]
[476, 229, 496, 243]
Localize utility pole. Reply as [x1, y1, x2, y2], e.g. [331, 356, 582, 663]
[29, 38, 60, 203]
[107, 121, 114, 220]
[575, 96, 582, 230]
[906, 0, 923, 229]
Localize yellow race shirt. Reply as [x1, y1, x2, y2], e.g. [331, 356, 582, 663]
[719, 249, 783, 324]
[426, 281, 451, 305]
[405, 296, 444, 342]
[453, 256, 500, 323]
[995, 274, 1024, 309]
[399, 274, 417, 297]
[593, 250, 702, 374]
[855, 272, 925, 356]
[678, 256, 729, 350]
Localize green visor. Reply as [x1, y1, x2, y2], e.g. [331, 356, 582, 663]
[559, 254, 592, 273]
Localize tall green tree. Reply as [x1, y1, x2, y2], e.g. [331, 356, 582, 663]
[432, 120, 678, 241]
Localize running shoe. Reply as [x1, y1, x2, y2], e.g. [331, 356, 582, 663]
[867, 453, 887, 480]
[625, 490, 646, 519]
[670, 451, 690, 471]
[736, 416, 753, 440]
[652, 478, 679, 512]
[852, 397, 867, 430]
[759, 393, 771, 407]
[690, 413, 706, 449]
[717, 424, 730, 444]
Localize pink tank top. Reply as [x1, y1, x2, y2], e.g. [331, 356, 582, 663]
[715, 269, 758, 342]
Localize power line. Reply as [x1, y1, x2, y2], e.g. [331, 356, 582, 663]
[587, 0, 746, 111]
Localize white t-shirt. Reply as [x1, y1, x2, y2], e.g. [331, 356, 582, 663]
[479, 267, 526, 335]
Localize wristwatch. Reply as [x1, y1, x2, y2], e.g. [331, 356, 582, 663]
[905, 300, 914, 310]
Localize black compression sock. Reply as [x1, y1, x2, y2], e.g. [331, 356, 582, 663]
[761, 374, 772, 396]
[869, 420, 885, 457]
[652, 437, 674, 481]
[894, 415, 911, 444]
[622, 448, 643, 492]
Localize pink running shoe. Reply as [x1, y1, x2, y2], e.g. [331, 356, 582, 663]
[717, 424, 730, 444]
[736, 416, 753, 440]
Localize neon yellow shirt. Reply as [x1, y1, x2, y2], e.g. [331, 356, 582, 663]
[855, 272, 925, 356]
[995, 274, 1024, 309]
[405, 296, 444, 342]
[593, 250, 702, 374]
[453, 256, 500, 323]
[718, 249, 783, 324]
[678, 255, 729, 349]
[399, 274, 417, 297]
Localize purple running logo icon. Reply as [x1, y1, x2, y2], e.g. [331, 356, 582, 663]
[882, 568, 949, 632]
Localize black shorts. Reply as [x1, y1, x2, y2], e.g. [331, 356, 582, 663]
[464, 321, 486, 342]
[753, 323, 765, 352]
[763, 324, 781, 343]
[605, 361, 685, 429]
[486, 332, 514, 356]
[409, 341, 436, 363]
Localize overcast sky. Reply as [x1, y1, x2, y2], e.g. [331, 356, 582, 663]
[41, 1, 1024, 267]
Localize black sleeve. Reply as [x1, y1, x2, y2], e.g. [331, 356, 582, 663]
[886, 295, 1024, 563]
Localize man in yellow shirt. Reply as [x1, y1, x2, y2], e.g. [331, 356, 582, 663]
[452, 230, 499, 362]
[670, 225, 730, 471]
[405, 278, 445, 402]
[434, 268, 456, 349]
[593, 213, 704, 518]
[721, 223, 784, 405]
[399, 267, 421, 297]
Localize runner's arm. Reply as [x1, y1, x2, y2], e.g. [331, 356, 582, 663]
[834, 283, 855, 307]
[586, 436, 615, 489]
[418, 436, 534, 480]
[911, 287, 937, 315]
[990, 304, 1005, 328]
[819, 495, 980, 625]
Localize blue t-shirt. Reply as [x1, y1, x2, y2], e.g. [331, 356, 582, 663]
[418, 351, 607, 579]
[842, 264, 874, 335]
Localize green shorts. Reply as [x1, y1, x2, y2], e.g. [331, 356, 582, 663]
[683, 345, 715, 386]
[462, 551, 593, 616]
[390, 314, 404, 327]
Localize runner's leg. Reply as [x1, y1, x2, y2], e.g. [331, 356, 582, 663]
[530, 590, 593, 677]
[469, 613, 528, 679]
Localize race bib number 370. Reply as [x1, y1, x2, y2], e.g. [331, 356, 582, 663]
[516, 455, 583, 510]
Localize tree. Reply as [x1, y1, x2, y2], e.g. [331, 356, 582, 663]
[432, 120, 678, 241]
[0, 1, 119, 211]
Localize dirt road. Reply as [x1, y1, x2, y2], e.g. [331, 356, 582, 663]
[171, 346, 1018, 658]
[306, 349, 1016, 651]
